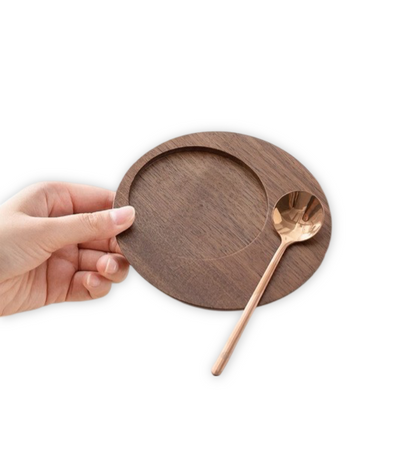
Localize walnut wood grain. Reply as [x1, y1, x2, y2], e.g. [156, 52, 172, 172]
[115, 132, 332, 311]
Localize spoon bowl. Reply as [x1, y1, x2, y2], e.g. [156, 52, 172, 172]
[273, 191, 325, 243]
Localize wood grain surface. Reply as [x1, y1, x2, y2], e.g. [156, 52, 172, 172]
[115, 132, 332, 310]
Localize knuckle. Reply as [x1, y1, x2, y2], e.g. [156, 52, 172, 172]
[25, 182, 49, 197]
[28, 181, 46, 191]
[81, 212, 101, 233]
[22, 182, 62, 206]
[27, 181, 57, 195]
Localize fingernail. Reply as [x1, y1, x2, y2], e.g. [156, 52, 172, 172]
[110, 206, 135, 226]
[105, 258, 119, 274]
[88, 274, 101, 287]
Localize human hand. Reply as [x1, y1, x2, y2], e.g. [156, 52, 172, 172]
[0, 182, 135, 316]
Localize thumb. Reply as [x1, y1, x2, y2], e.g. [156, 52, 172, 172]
[39, 206, 135, 250]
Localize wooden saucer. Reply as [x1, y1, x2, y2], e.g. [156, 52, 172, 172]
[115, 132, 332, 310]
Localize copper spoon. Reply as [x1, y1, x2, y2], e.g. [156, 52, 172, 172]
[211, 191, 325, 376]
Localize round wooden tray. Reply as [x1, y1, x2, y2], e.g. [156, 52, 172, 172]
[115, 132, 332, 310]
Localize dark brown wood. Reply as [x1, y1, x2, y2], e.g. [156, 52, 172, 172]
[115, 132, 332, 310]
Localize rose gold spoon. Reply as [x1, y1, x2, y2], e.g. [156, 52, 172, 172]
[211, 190, 325, 376]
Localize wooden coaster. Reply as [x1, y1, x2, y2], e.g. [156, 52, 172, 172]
[115, 132, 332, 310]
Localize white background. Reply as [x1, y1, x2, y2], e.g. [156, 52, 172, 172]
[0, 1, 415, 449]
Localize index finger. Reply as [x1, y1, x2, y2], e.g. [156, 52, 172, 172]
[4, 182, 116, 217]
[57, 183, 116, 214]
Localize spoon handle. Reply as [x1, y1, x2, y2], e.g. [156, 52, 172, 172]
[212, 241, 289, 376]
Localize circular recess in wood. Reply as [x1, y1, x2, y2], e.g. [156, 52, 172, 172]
[128, 148, 268, 260]
[115, 132, 332, 311]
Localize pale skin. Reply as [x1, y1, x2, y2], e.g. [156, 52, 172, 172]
[0, 182, 135, 316]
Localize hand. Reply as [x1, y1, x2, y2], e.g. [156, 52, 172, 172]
[0, 182, 135, 316]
